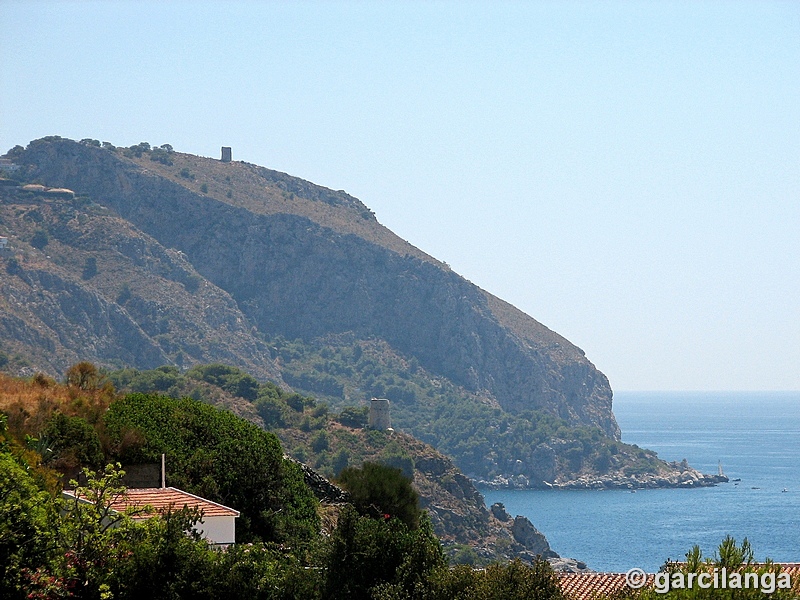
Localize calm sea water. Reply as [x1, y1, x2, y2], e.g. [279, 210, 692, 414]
[482, 392, 800, 572]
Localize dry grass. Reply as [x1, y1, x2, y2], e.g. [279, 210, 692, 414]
[0, 373, 55, 409]
[0, 372, 114, 438]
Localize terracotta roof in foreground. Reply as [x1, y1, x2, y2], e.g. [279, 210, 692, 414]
[671, 563, 800, 582]
[779, 564, 800, 575]
[559, 572, 652, 600]
[559, 565, 800, 600]
[65, 487, 239, 518]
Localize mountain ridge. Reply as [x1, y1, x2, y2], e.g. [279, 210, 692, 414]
[4, 136, 618, 439]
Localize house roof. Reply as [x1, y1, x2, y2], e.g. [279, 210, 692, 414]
[64, 487, 239, 518]
[559, 572, 653, 600]
[780, 564, 800, 576]
[558, 565, 800, 600]
[669, 563, 800, 581]
[113, 487, 240, 518]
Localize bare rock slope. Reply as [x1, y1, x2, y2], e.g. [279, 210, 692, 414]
[7, 137, 618, 438]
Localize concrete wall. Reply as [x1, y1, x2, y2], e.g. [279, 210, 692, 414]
[196, 515, 236, 546]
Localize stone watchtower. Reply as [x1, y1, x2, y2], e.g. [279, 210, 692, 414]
[368, 398, 391, 430]
[221, 147, 232, 162]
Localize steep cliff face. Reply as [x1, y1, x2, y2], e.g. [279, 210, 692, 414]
[0, 263, 167, 373]
[10, 137, 619, 438]
[0, 182, 284, 382]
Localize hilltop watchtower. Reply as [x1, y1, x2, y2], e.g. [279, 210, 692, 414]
[221, 147, 232, 162]
[368, 398, 391, 430]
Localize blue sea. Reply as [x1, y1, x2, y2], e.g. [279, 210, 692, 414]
[482, 392, 800, 572]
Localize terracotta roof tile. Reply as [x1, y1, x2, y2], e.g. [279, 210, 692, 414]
[672, 563, 800, 581]
[559, 573, 652, 600]
[559, 565, 800, 600]
[65, 487, 239, 518]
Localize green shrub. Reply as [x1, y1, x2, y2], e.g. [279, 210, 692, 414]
[5, 258, 21, 276]
[124, 142, 151, 158]
[255, 396, 286, 428]
[0, 453, 60, 600]
[336, 406, 368, 428]
[331, 448, 350, 476]
[186, 364, 260, 401]
[116, 283, 132, 305]
[148, 147, 173, 166]
[30, 229, 49, 249]
[337, 462, 420, 530]
[323, 505, 444, 600]
[43, 413, 104, 468]
[311, 430, 329, 453]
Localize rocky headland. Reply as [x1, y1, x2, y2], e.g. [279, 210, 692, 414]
[477, 457, 728, 490]
[0, 137, 724, 554]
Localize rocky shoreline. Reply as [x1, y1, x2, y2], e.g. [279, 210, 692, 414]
[475, 460, 729, 491]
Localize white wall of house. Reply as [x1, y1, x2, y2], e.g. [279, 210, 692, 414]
[196, 515, 236, 546]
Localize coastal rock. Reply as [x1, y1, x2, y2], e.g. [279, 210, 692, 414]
[529, 443, 557, 483]
[490, 502, 512, 522]
[511, 515, 558, 558]
[548, 557, 593, 573]
[549, 469, 728, 490]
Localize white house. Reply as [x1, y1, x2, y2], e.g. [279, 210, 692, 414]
[63, 486, 239, 546]
[0, 158, 21, 174]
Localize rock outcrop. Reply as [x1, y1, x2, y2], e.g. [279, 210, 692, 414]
[0, 183, 285, 382]
[289, 457, 350, 504]
[511, 515, 556, 557]
[485, 502, 591, 571]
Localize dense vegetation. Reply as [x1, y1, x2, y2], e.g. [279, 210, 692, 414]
[338, 462, 422, 530]
[270, 335, 664, 482]
[0, 365, 569, 599]
[107, 352, 662, 484]
[1, 366, 797, 599]
[108, 363, 418, 480]
[104, 393, 319, 544]
[108, 364, 496, 549]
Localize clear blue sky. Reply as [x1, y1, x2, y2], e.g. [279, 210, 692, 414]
[2, 1, 798, 391]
